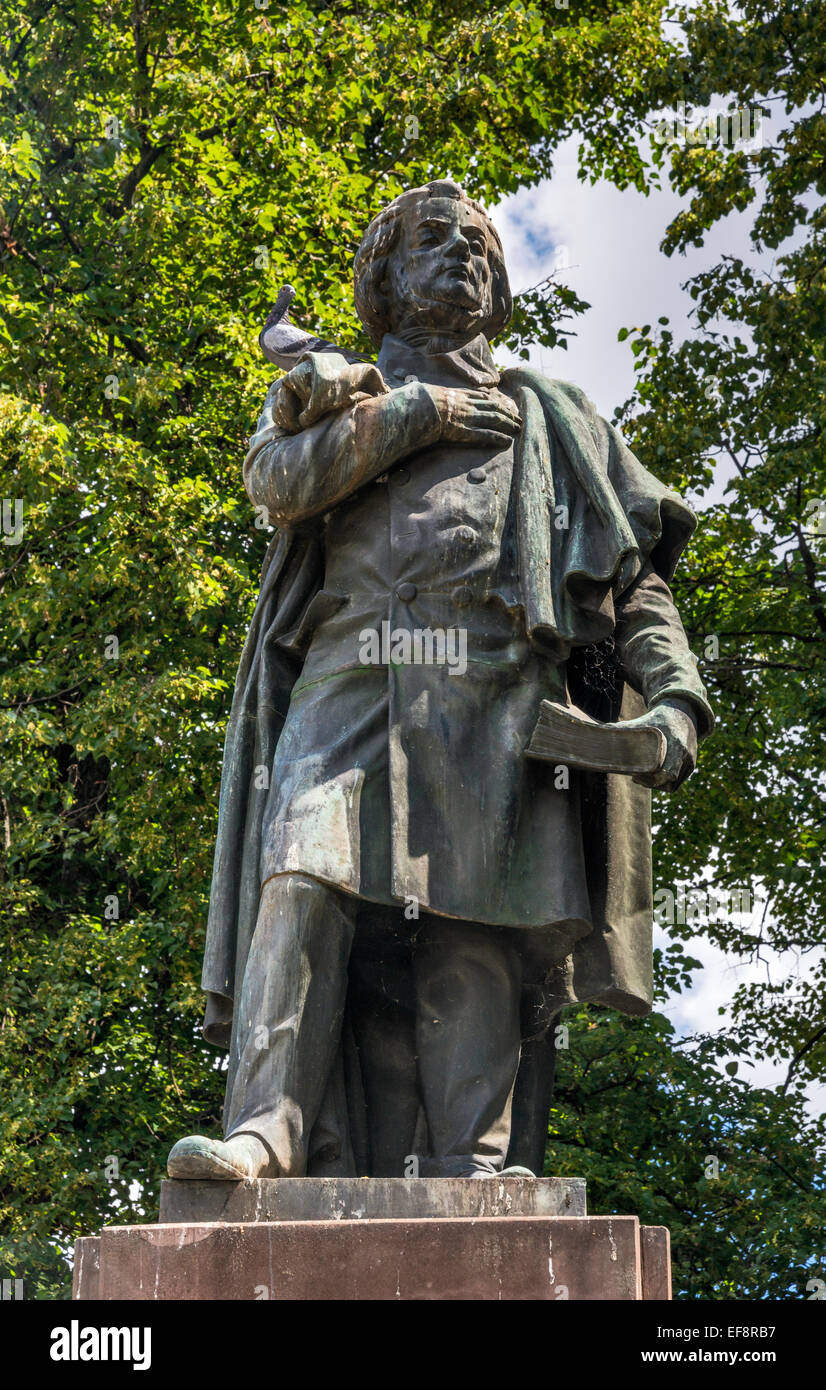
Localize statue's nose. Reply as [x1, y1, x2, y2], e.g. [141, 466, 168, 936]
[444, 230, 472, 262]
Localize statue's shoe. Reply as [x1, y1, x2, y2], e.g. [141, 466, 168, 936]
[166, 1134, 270, 1180]
[467, 1165, 536, 1179]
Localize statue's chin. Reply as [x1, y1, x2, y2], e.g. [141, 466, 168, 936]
[391, 294, 488, 347]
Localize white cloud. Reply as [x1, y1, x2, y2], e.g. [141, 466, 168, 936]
[493, 134, 760, 419]
[654, 925, 826, 1114]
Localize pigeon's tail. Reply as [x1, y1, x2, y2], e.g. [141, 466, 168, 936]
[259, 285, 370, 369]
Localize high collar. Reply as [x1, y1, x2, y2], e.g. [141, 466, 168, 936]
[377, 332, 500, 390]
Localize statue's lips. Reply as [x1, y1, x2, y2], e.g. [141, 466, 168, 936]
[435, 264, 483, 305]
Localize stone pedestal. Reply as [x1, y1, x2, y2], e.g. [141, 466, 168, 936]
[73, 1177, 671, 1301]
[158, 1174, 585, 1223]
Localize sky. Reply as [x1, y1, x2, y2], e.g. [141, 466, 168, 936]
[492, 136, 826, 1114]
[493, 132, 761, 419]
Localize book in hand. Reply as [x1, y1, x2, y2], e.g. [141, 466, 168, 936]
[527, 700, 666, 777]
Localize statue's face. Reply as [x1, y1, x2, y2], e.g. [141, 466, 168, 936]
[385, 196, 495, 337]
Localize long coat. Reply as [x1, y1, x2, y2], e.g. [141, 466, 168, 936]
[201, 345, 713, 1071]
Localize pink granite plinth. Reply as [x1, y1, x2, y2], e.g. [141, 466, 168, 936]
[73, 1215, 672, 1301]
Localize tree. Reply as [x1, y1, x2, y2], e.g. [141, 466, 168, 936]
[612, 0, 826, 1120]
[567, 0, 826, 1297]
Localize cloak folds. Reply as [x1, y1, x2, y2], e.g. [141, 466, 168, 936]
[201, 363, 704, 1054]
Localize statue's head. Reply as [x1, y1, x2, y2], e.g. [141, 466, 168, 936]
[354, 180, 512, 347]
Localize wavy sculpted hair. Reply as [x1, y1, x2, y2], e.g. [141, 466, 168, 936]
[353, 180, 513, 347]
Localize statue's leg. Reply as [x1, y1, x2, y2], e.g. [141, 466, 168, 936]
[508, 929, 569, 1172]
[412, 918, 523, 1177]
[348, 904, 421, 1176]
[506, 1018, 560, 1175]
[168, 872, 355, 1179]
[223, 872, 356, 1173]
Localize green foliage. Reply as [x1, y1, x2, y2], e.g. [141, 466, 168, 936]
[507, 276, 592, 357]
[549, 1007, 826, 1301]
[613, 0, 826, 1102]
[584, 0, 826, 1298]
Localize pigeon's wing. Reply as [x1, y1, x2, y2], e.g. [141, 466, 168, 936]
[259, 285, 371, 369]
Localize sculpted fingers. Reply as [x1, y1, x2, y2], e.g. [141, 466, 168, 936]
[631, 705, 698, 792]
[634, 752, 693, 792]
[458, 389, 520, 427]
[285, 359, 314, 401]
[488, 389, 522, 423]
[271, 379, 305, 433]
[458, 409, 520, 434]
[446, 394, 520, 441]
[460, 428, 521, 449]
[422, 385, 522, 445]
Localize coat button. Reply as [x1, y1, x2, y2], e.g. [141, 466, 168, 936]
[468, 467, 486, 483]
[397, 582, 417, 602]
[452, 585, 473, 607]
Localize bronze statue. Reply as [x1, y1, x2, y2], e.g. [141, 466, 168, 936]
[168, 180, 713, 1182]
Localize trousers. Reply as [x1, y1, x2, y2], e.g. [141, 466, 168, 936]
[223, 872, 526, 1177]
